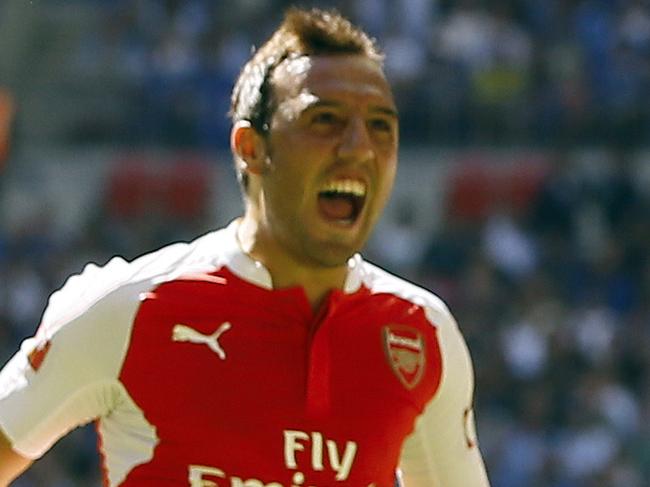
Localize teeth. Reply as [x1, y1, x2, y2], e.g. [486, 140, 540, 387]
[320, 179, 366, 197]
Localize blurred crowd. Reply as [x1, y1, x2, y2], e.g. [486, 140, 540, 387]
[92, 0, 650, 146]
[86, 0, 650, 147]
[1, 0, 650, 486]
[4, 0, 650, 148]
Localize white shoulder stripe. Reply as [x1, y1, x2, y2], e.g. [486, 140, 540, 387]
[359, 261, 454, 329]
[40, 230, 226, 338]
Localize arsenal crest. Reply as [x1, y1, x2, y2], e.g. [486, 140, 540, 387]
[383, 325, 426, 389]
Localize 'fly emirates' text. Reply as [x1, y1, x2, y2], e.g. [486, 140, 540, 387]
[187, 429, 377, 487]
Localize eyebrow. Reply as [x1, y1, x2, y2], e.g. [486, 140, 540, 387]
[304, 100, 399, 119]
[371, 106, 399, 119]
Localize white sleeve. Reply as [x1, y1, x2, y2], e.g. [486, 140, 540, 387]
[399, 306, 491, 487]
[0, 258, 141, 459]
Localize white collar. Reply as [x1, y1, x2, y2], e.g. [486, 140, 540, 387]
[217, 219, 364, 294]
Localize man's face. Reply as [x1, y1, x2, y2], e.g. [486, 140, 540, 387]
[255, 54, 399, 268]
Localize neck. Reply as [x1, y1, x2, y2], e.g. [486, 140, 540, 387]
[237, 215, 349, 310]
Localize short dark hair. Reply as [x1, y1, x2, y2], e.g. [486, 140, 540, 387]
[230, 7, 383, 191]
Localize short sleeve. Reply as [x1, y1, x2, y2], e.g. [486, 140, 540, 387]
[0, 259, 143, 459]
[398, 306, 491, 487]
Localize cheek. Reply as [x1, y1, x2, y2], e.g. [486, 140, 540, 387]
[268, 140, 331, 191]
[378, 158, 398, 194]
[270, 128, 330, 166]
[265, 163, 310, 214]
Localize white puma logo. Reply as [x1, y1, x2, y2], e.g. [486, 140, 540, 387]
[172, 322, 232, 360]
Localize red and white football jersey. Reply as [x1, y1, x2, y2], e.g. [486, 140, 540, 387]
[0, 221, 489, 487]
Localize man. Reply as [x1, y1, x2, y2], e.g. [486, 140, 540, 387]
[0, 8, 490, 487]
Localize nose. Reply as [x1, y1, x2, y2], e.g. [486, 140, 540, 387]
[337, 116, 375, 163]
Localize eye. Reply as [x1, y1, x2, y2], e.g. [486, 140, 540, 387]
[307, 110, 346, 135]
[311, 111, 341, 126]
[368, 117, 393, 132]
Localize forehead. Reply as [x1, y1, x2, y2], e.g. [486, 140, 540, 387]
[271, 54, 396, 112]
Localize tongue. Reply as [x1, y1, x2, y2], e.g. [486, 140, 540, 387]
[318, 194, 354, 221]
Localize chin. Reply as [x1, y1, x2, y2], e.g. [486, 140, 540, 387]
[304, 237, 363, 268]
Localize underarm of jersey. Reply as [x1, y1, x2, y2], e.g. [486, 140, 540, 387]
[398, 307, 491, 487]
[0, 351, 124, 459]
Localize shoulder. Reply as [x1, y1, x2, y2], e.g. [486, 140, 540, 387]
[40, 228, 227, 337]
[358, 260, 472, 384]
[359, 260, 457, 330]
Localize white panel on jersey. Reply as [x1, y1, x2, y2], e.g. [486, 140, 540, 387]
[98, 384, 159, 487]
[359, 260, 451, 323]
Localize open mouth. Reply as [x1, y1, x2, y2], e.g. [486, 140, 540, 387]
[317, 179, 367, 225]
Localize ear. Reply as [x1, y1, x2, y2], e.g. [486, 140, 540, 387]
[231, 121, 268, 176]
